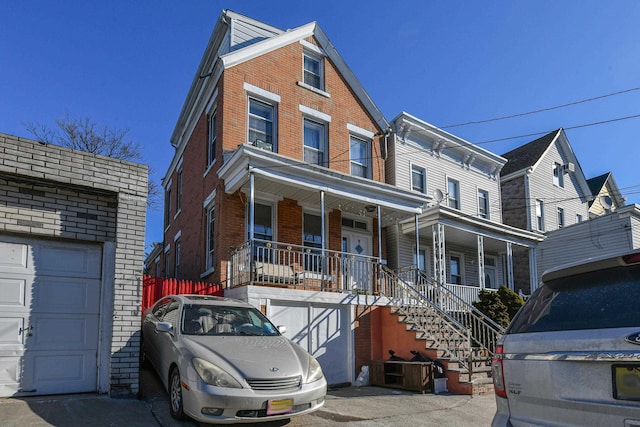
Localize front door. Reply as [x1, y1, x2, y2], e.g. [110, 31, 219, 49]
[341, 231, 372, 293]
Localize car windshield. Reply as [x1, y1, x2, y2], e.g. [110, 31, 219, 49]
[508, 264, 640, 334]
[181, 304, 281, 336]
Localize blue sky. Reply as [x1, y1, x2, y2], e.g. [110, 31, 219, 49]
[2, 1, 640, 250]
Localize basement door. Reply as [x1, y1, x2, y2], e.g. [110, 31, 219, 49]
[0, 235, 102, 397]
[269, 301, 351, 386]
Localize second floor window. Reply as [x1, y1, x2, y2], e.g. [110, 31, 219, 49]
[176, 169, 183, 213]
[303, 52, 323, 90]
[206, 204, 215, 270]
[248, 98, 274, 151]
[350, 135, 370, 178]
[447, 178, 460, 210]
[174, 239, 181, 278]
[304, 119, 326, 166]
[557, 207, 565, 228]
[536, 199, 545, 231]
[164, 187, 171, 226]
[411, 165, 426, 193]
[208, 111, 217, 166]
[478, 189, 489, 219]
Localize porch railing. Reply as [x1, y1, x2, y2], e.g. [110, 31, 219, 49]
[229, 239, 381, 293]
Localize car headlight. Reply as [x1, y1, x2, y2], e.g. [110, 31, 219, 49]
[306, 356, 324, 383]
[192, 358, 242, 388]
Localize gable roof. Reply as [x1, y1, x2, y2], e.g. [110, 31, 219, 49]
[500, 129, 561, 176]
[587, 172, 611, 197]
[170, 9, 388, 149]
[587, 171, 626, 208]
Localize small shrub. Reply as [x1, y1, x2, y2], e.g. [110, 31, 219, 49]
[498, 286, 525, 319]
[473, 289, 510, 327]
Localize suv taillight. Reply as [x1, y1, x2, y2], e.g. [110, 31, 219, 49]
[492, 344, 507, 398]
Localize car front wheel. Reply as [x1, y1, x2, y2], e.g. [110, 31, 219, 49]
[169, 367, 186, 420]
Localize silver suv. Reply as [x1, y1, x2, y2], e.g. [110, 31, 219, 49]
[492, 250, 640, 426]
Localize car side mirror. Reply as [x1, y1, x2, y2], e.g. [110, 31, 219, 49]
[156, 321, 174, 336]
[277, 325, 287, 334]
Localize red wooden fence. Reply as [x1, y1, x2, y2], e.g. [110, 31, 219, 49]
[142, 276, 224, 312]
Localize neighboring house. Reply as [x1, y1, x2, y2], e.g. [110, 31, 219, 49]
[159, 10, 428, 386]
[500, 128, 592, 292]
[386, 112, 542, 298]
[587, 171, 626, 218]
[0, 133, 147, 397]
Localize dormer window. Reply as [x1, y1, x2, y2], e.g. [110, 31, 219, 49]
[303, 52, 323, 90]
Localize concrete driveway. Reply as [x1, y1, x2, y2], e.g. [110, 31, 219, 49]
[140, 367, 496, 426]
[0, 367, 496, 426]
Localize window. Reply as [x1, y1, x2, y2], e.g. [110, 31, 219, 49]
[536, 200, 545, 231]
[303, 52, 323, 90]
[450, 254, 463, 284]
[557, 207, 565, 228]
[350, 135, 370, 178]
[206, 204, 215, 270]
[447, 178, 460, 209]
[248, 98, 275, 151]
[478, 189, 489, 219]
[252, 203, 273, 261]
[174, 239, 181, 278]
[208, 111, 217, 166]
[304, 119, 326, 165]
[411, 165, 426, 193]
[164, 186, 172, 226]
[553, 162, 564, 187]
[576, 214, 583, 223]
[303, 213, 322, 271]
[414, 248, 427, 271]
[164, 246, 170, 278]
[176, 169, 183, 213]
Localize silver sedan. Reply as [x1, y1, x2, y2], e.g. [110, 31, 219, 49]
[141, 294, 327, 424]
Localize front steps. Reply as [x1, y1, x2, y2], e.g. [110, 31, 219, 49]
[390, 307, 494, 396]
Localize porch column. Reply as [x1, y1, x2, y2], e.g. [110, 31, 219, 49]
[377, 205, 382, 264]
[506, 242, 514, 290]
[432, 223, 446, 286]
[477, 235, 485, 289]
[528, 246, 538, 294]
[249, 171, 255, 241]
[320, 191, 326, 252]
[415, 214, 420, 268]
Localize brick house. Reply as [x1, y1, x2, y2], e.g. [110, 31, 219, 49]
[0, 133, 147, 397]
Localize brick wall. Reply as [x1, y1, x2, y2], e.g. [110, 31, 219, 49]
[0, 133, 147, 396]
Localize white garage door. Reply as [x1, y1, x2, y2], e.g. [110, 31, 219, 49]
[269, 302, 350, 386]
[0, 236, 102, 397]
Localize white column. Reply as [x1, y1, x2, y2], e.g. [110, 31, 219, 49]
[477, 235, 485, 289]
[433, 223, 446, 286]
[249, 171, 255, 241]
[528, 246, 538, 294]
[506, 242, 514, 290]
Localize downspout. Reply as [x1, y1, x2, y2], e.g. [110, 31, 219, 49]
[249, 170, 255, 285]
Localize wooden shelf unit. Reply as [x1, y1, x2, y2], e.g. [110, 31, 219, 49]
[369, 360, 434, 394]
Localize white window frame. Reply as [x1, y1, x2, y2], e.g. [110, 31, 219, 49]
[175, 168, 183, 216]
[349, 135, 371, 179]
[536, 199, 545, 231]
[303, 118, 327, 166]
[207, 109, 217, 167]
[576, 213, 583, 223]
[205, 203, 215, 271]
[174, 239, 181, 278]
[449, 252, 464, 285]
[303, 50, 324, 90]
[164, 184, 172, 230]
[557, 207, 565, 228]
[164, 244, 170, 278]
[553, 162, 564, 188]
[478, 189, 489, 219]
[447, 178, 460, 210]
[411, 164, 426, 193]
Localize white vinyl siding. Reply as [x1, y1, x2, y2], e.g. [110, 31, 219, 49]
[388, 131, 503, 221]
[526, 141, 589, 232]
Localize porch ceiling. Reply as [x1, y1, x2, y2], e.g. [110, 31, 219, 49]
[219, 144, 427, 226]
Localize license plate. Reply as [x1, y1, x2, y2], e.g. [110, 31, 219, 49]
[613, 364, 640, 401]
[267, 398, 293, 415]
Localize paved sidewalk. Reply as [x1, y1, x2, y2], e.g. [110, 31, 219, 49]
[0, 368, 496, 426]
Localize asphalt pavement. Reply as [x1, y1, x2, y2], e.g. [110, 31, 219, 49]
[0, 367, 496, 426]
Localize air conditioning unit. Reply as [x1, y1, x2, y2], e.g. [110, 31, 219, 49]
[563, 162, 575, 174]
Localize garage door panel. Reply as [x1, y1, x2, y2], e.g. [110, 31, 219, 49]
[37, 244, 102, 279]
[22, 351, 97, 395]
[0, 276, 28, 307]
[32, 278, 100, 314]
[0, 357, 21, 387]
[0, 241, 31, 273]
[29, 315, 99, 351]
[0, 317, 24, 348]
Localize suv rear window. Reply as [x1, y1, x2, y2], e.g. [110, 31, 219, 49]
[508, 264, 640, 333]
